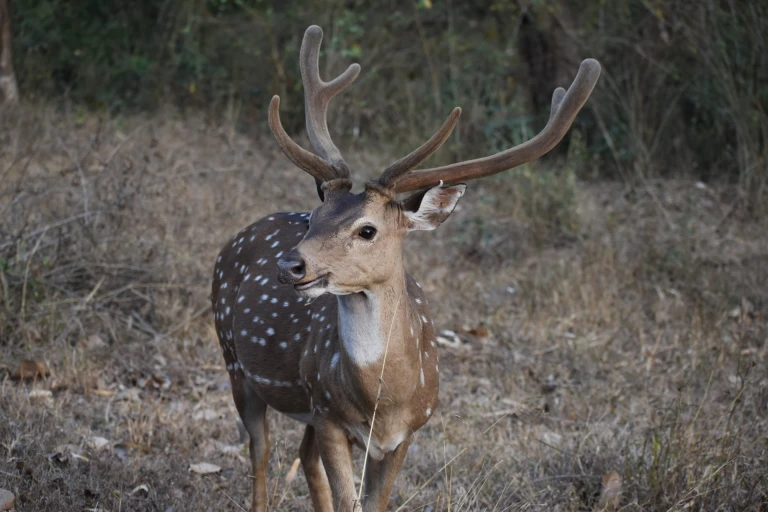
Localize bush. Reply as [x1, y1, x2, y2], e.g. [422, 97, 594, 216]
[7, 0, 768, 212]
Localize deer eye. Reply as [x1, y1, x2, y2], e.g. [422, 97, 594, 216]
[358, 226, 377, 240]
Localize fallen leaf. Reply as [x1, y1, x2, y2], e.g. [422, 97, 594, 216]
[85, 436, 110, 451]
[115, 387, 142, 402]
[597, 470, 622, 511]
[460, 326, 496, 345]
[285, 458, 301, 483]
[81, 334, 106, 350]
[50, 444, 89, 463]
[12, 360, 49, 380]
[189, 462, 221, 475]
[435, 330, 462, 349]
[193, 409, 219, 421]
[29, 389, 54, 406]
[213, 441, 245, 458]
[467, 327, 490, 338]
[138, 374, 171, 390]
[130, 484, 150, 495]
[0, 488, 14, 511]
[153, 354, 167, 368]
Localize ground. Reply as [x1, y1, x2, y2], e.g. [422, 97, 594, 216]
[0, 106, 766, 511]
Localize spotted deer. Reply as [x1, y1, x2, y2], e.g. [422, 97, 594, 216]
[212, 25, 600, 512]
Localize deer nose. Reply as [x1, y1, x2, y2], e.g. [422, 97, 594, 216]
[277, 251, 306, 284]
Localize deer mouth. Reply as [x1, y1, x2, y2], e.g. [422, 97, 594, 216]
[294, 274, 328, 292]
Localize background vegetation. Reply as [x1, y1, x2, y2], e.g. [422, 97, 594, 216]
[1, 1, 767, 511]
[8, 0, 768, 210]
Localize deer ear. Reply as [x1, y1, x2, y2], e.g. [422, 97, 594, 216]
[402, 183, 466, 231]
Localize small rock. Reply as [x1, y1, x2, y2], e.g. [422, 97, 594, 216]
[0, 489, 14, 511]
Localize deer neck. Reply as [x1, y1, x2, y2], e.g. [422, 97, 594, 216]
[335, 266, 419, 405]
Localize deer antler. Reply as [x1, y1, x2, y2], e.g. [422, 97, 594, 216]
[375, 107, 462, 190]
[269, 26, 360, 182]
[377, 58, 601, 193]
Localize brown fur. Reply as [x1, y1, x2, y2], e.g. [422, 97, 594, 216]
[211, 185, 458, 511]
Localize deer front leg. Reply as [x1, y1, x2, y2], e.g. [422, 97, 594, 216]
[362, 439, 410, 512]
[299, 424, 333, 512]
[230, 374, 269, 512]
[314, 417, 358, 511]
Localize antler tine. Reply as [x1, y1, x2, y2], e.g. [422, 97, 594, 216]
[375, 107, 462, 189]
[301, 25, 361, 177]
[391, 59, 601, 194]
[268, 96, 339, 182]
[549, 87, 566, 123]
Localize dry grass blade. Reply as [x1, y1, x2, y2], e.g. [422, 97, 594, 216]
[356, 293, 403, 509]
[395, 448, 468, 512]
[204, 476, 247, 512]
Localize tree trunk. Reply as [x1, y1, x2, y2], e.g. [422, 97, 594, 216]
[0, 0, 19, 103]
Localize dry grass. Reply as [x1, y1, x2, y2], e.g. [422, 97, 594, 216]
[1, 104, 766, 511]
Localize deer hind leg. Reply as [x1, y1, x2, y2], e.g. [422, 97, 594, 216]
[299, 424, 333, 512]
[231, 373, 269, 512]
[362, 440, 410, 512]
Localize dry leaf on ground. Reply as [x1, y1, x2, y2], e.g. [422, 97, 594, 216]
[12, 360, 49, 380]
[85, 436, 110, 450]
[0, 489, 14, 511]
[189, 462, 221, 475]
[130, 484, 150, 495]
[28, 389, 54, 406]
[597, 470, 622, 511]
[193, 409, 219, 421]
[285, 458, 301, 483]
[50, 444, 90, 463]
[81, 334, 107, 350]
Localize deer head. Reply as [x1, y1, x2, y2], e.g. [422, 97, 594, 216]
[270, 26, 600, 300]
[275, 179, 466, 298]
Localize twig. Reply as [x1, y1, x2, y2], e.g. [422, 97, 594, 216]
[56, 135, 91, 226]
[204, 475, 247, 512]
[664, 459, 733, 512]
[395, 447, 468, 512]
[20, 230, 46, 325]
[0, 211, 96, 251]
[153, 304, 210, 343]
[356, 293, 403, 509]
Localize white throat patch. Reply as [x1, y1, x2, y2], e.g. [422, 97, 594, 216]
[337, 292, 386, 366]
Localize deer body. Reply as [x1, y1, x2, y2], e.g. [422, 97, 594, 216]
[213, 212, 439, 452]
[212, 25, 599, 512]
